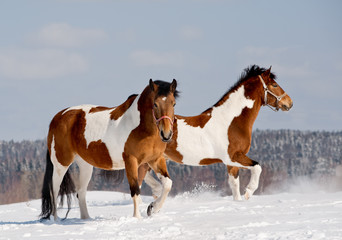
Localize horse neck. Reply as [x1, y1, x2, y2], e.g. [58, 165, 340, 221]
[231, 82, 263, 133]
[137, 87, 156, 133]
[208, 83, 263, 132]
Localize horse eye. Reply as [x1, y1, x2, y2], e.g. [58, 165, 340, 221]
[272, 84, 278, 88]
[154, 103, 158, 108]
[173, 103, 176, 107]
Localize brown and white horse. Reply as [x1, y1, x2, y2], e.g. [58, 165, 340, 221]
[139, 65, 293, 203]
[40, 79, 179, 220]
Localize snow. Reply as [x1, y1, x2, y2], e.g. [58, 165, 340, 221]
[1, 189, 342, 240]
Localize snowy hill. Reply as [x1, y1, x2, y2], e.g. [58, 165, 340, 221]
[1, 189, 342, 240]
[1, 130, 342, 205]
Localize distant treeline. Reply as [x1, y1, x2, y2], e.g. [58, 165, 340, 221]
[0, 130, 341, 205]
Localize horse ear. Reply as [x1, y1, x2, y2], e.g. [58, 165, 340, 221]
[170, 79, 177, 93]
[268, 66, 272, 77]
[264, 66, 272, 78]
[149, 79, 155, 91]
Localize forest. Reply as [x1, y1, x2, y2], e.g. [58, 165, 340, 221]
[0, 130, 341, 205]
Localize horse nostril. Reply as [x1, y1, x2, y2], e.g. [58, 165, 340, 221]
[160, 130, 172, 142]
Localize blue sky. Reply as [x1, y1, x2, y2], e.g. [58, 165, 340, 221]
[0, 0, 341, 140]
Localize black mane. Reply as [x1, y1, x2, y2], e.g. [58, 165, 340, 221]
[206, 65, 276, 111]
[229, 65, 277, 93]
[154, 80, 180, 99]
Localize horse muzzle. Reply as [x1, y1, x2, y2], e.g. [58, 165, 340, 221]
[280, 100, 293, 111]
[160, 130, 173, 143]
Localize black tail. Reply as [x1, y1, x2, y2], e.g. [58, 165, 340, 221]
[40, 150, 76, 220]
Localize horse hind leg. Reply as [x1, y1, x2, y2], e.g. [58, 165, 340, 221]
[75, 156, 93, 219]
[227, 166, 242, 201]
[49, 136, 76, 220]
[51, 165, 71, 220]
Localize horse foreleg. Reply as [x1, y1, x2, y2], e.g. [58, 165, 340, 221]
[147, 158, 172, 216]
[231, 152, 262, 200]
[123, 153, 141, 218]
[227, 166, 242, 201]
[75, 157, 93, 219]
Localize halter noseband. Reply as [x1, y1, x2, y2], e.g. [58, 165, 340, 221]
[152, 109, 174, 127]
[258, 75, 287, 112]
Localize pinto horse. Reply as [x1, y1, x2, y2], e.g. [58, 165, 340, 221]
[40, 79, 179, 220]
[139, 65, 293, 204]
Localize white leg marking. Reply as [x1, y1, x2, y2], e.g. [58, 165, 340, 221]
[149, 174, 172, 215]
[75, 157, 93, 219]
[144, 171, 163, 199]
[52, 166, 68, 221]
[50, 136, 69, 220]
[132, 194, 142, 218]
[244, 164, 262, 200]
[228, 175, 242, 201]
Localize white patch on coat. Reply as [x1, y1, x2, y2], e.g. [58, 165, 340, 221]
[162, 97, 167, 101]
[175, 86, 254, 166]
[63, 95, 141, 169]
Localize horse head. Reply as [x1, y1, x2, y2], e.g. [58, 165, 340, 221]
[259, 67, 293, 112]
[149, 79, 179, 142]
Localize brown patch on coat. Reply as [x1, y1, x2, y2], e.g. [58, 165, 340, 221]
[199, 158, 223, 165]
[71, 110, 113, 169]
[89, 106, 112, 113]
[111, 94, 138, 120]
[180, 109, 212, 128]
[48, 109, 78, 167]
[227, 166, 240, 178]
[227, 100, 261, 168]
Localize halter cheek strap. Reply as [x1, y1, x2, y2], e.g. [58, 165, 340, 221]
[152, 109, 174, 126]
[258, 75, 287, 112]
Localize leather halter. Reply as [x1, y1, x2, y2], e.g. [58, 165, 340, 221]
[258, 75, 287, 112]
[152, 109, 174, 126]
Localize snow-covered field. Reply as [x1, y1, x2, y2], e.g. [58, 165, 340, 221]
[1, 188, 342, 240]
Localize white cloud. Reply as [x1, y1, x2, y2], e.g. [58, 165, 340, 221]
[29, 23, 107, 48]
[0, 48, 88, 80]
[179, 26, 203, 40]
[130, 50, 185, 67]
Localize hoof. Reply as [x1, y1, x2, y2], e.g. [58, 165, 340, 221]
[147, 203, 153, 216]
[244, 189, 252, 200]
[233, 195, 243, 201]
